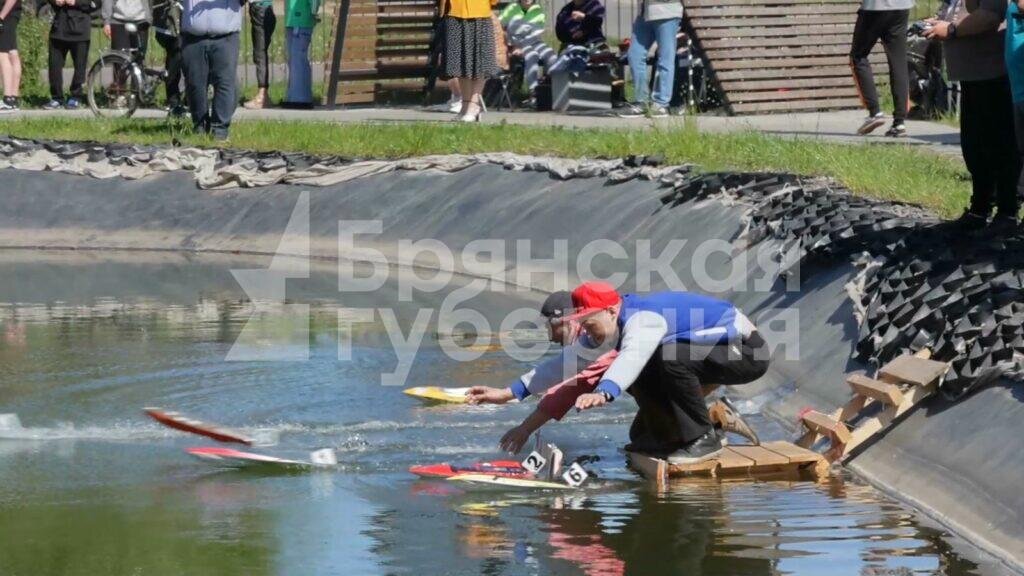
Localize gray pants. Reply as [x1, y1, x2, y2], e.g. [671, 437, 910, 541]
[521, 41, 555, 92]
[182, 32, 240, 139]
[248, 2, 276, 88]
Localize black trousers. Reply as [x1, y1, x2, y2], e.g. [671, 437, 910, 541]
[627, 332, 769, 448]
[155, 31, 183, 106]
[249, 2, 276, 88]
[850, 9, 909, 121]
[111, 22, 150, 56]
[961, 76, 1021, 218]
[48, 38, 89, 100]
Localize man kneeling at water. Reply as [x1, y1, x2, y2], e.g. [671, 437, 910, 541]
[468, 281, 768, 464]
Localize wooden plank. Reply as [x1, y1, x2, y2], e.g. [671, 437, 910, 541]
[697, 24, 854, 38]
[847, 374, 905, 406]
[713, 447, 757, 471]
[689, 4, 856, 16]
[702, 35, 856, 48]
[760, 441, 821, 465]
[728, 445, 790, 467]
[728, 87, 859, 102]
[626, 452, 667, 486]
[878, 356, 948, 387]
[688, 14, 857, 27]
[716, 65, 886, 81]
[841, 379, 937, 462]
[721, 76, 855, 91]
[712, 55, 885, 70]
[800, 410, 852, 445]
[704, 44, 866, 59]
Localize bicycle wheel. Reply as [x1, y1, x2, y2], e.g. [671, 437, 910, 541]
[86, 52, 141, 118]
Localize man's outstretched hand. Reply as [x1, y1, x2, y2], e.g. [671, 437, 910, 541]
[499, 424, 531, 454]
[465, 386, 515, 405]
[575, 392, 608, 411]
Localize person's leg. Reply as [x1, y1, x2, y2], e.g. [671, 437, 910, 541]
[67, 40, 90, 102]
[651, 18, 679, 108]
[959, 80, 995, 218]
[299, 29, 313, 103]
[850, 10, 884, 118]
[986, 76, 1022, 220]
[880, 9, 909, 124]
[1014, 101, 1024, 220]
[7, 50, 19, 98]
[48, 39, 66, 101]
[208, 33, 240, 139]
[181, 35, 211, 132]
[523, 45, 541, 92]
[627, 16, 653, 105]
[156, 32, 182, 107]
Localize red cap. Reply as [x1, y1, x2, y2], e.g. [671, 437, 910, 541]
[564, 281, 622, 322]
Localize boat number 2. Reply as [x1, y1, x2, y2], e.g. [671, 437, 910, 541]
[522, 451, 547, 474]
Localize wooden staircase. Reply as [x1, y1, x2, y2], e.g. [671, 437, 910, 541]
[682, 0, 889, 114]
[324, 0, 439, 106]
[796, 351, 949, 463]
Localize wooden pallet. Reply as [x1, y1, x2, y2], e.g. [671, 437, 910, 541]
[683, 0, 889, 114]
[627, 440, 829, 487]
[324, 0, 439, 106]
[796, 350, 949, 463]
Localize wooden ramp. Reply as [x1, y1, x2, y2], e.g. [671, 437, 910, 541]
[324, 0, 438, 106]
[683, 0, 889, 114]
[628, 352, 949, 486]
[628, 440, 829, 487]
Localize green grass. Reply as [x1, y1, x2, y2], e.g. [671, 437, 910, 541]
[0, 116, 971, 217]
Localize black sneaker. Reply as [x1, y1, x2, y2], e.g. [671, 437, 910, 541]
[989, 214, 1020, 236]
[884, 122, 907, 138]
[0, 96, 18, 113]
[43, 99, 63, 110]
[666, 430, 723, 465]
[951, 209, 988, 231]
[857, 112, 887, 135]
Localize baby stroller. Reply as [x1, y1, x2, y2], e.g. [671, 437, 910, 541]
[907, 21, 956, 119]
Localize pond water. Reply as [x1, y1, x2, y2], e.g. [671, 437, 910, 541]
[0, 252, 1008, 576]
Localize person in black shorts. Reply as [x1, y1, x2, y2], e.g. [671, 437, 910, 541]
[0, 0, 21, 112]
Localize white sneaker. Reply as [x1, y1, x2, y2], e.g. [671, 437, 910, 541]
[448, 98, 461, 114]
[857, 112, 887, 135]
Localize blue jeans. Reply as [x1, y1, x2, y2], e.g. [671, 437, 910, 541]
[627, 16, 679, 107]
[182, 32, 240, 139]
[285, 27, 313, 104]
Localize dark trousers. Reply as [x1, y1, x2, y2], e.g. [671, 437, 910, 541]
[48, 38, 89, 100]
[111, 22, 150, 55]
[155, 32, 183, 106]
[249, 2, 276, 88]
[182, 32, 240, 139]
[850, 9, 909, 121]
[961, 76, 1021, 218]
[627, 332, 769, 448]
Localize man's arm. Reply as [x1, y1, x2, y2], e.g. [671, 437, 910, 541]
[499, 408, 553, 453]
[0, 0, 17, 20]
[592, 311, 668, 400]
[927, 0, 1005, 38]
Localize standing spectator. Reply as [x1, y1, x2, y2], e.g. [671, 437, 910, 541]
[0, 0, 22, 112]
[500, 0, 556, 98]
[282, 0, 318, 107]
[45, 0, 97, 110]
[926, 0, 1021, 232]
[153, 0, 185, 116]
[244, 0, 275, 109]
[620, 0, 681, 118]
[181, 0, 242, 140]
[103, 0, 152, 55]
[849, 0, 912, 136]
[555, 0, 604, 50]
[1007, 0, 1024, 226]
[441, 0, 499, 121]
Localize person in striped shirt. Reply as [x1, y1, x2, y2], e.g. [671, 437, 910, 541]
[500, 0, 557, 97]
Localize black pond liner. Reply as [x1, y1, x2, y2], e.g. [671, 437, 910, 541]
[661, 171, 1024, 401]
[3, 135, 1022, 401]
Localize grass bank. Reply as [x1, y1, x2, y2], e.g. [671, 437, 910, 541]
[0, 116, 970, 217]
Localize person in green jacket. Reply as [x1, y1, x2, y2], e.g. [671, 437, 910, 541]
[284, 0, 319, 106]
[499, 0, 556, 95]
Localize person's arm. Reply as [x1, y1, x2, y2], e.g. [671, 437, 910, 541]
[555, 4, 571, 43]
[576, 311, 667, 411]
[0, 0, 17, 21]
[926, 0, 1005, 38]
[101, 0, 113, 24]
[499, 408, 553, 453]
[582, 0, 604, 32]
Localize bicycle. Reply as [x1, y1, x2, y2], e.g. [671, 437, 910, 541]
[86, 1, 181, 118]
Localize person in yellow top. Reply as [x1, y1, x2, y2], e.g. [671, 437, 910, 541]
[441, 0, 499, 121]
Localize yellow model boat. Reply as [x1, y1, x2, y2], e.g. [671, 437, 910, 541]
[403, 386, 471, 404]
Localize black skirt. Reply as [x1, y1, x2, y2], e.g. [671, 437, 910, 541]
[441, 16, 499, 80]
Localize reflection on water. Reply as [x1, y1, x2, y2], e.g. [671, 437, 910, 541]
[0, 253, 1007, 576]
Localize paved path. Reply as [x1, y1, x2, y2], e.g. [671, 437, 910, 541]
[4, 106, 961, 156]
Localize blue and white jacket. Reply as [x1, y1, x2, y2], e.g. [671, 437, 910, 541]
[511, 291, 755, 401]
